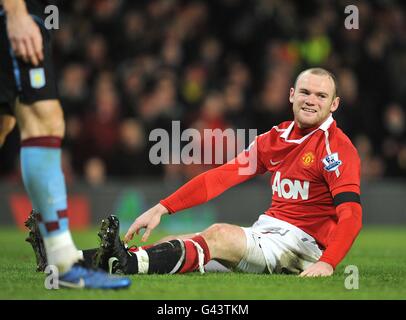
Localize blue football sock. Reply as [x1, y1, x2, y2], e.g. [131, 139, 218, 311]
[21, 137, 69, 238]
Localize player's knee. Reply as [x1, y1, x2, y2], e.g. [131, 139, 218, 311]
[203, 223, 232, 243]
[18, 100, 65, 139]
[46, 112, 65, 137]
[33, 100, 65, 137]
[202, 223, 246, 262]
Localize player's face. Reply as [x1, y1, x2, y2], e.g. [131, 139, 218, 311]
[289, 73, 340, 129]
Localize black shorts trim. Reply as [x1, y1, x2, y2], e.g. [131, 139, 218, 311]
[333, 192, 361, 206]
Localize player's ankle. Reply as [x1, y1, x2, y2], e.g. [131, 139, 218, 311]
[43, 231, 79, 274]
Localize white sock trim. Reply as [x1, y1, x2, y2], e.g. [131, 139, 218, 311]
[169, 240, 185, 274]
[135, 249, 150, 274]
[43, 231, 76, 251]
[185, 239, 205, 274]
[43, 231, 78, 274]
[77, 250, 84, 261]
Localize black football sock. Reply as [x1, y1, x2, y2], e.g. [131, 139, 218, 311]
[125, 240, 185, 274]
[82, 248, 98, 267]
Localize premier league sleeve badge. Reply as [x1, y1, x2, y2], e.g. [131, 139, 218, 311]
[322, 152, 342, 172]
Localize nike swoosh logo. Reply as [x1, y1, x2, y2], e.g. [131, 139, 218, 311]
[59, 278, 85, 289]
[270, 159, 282, 166]
[108, 257, 119, 274]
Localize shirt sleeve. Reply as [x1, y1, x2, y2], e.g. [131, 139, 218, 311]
[318, 136, 363, 268]
[160, 135, 268, 214]
[319, 202, 362, 268]
[320, 139, 361, 197]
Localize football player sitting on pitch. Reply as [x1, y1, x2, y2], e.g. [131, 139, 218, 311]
[26, 68, 362, 277]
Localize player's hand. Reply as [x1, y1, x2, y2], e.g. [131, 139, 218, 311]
[299, 261, 334, 277]
[6, 9, 44, 66]
[124, 203, 169, 243]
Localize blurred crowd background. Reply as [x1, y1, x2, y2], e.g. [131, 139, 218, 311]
[1, 0, 405, 185]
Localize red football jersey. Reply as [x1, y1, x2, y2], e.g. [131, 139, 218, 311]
[160, 115, 362, 268]
[252, 115, 361, 249]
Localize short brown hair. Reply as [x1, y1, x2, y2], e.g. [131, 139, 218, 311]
[294, 68, 338, 98]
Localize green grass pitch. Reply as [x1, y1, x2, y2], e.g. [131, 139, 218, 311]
[0, 226, 405, 300]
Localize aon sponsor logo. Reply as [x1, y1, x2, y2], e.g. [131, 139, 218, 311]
[272, 171, 309, 200]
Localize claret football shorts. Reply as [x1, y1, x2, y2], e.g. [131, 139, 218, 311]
[236, 215, 322, 274]
[0, 12, 58, 115]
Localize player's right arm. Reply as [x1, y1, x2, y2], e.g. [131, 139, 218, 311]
[2, 0, 43, 66]
[124, 136, 268, 243]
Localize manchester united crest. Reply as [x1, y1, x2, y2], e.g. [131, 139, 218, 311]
[302, 151, 315, 167]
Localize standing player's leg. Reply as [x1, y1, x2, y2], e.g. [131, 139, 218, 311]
[15, 98, 80, 274]
[15, 98, 131, 288]
[7, 16, 131, 288]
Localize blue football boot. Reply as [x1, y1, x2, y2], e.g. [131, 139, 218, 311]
[58, 262, 131, 289]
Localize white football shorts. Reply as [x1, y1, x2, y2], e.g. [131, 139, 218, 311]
[235, 214, 322, 274]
